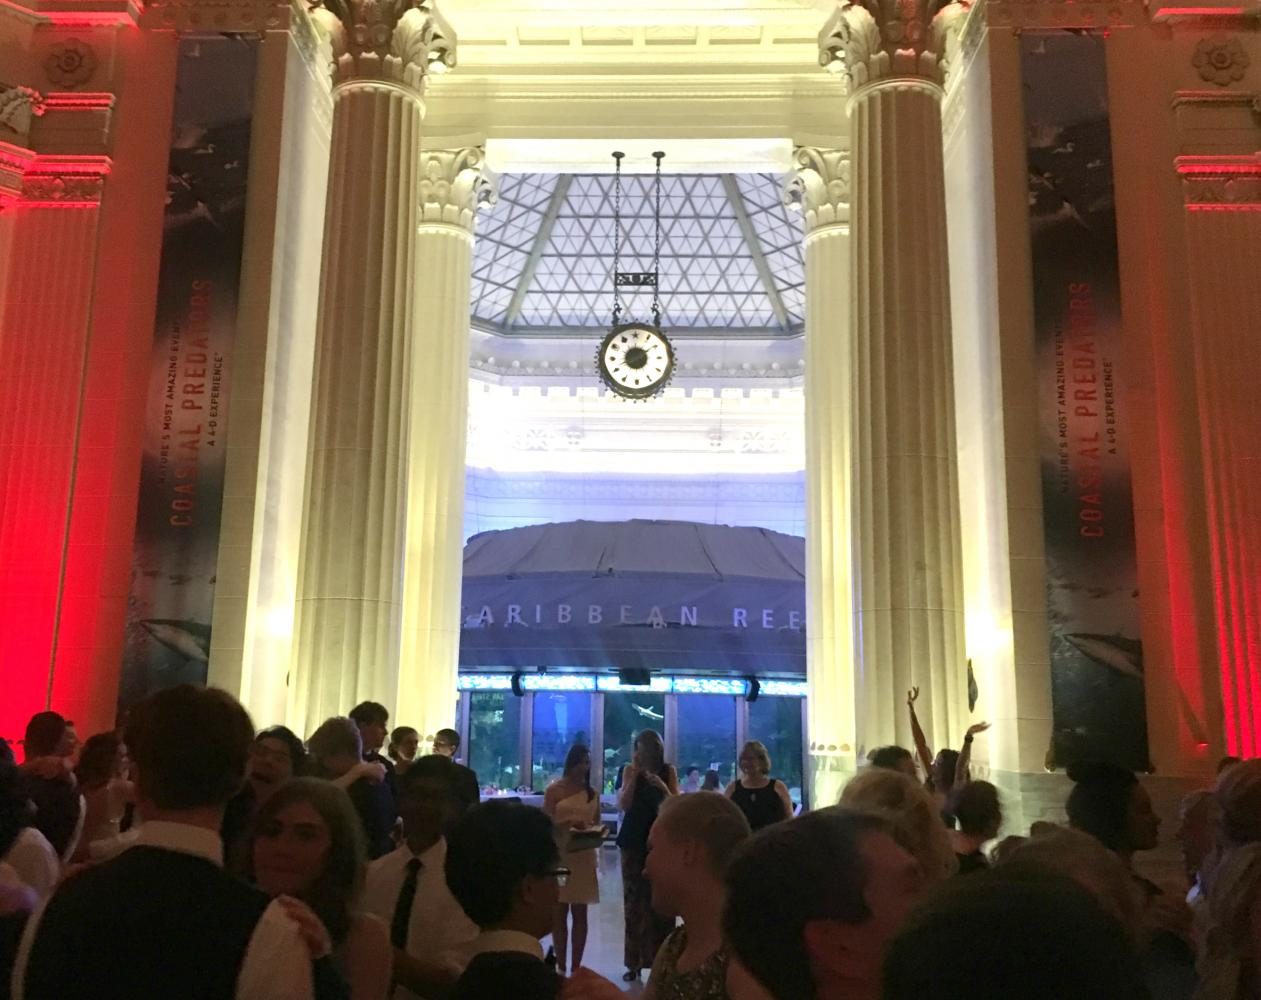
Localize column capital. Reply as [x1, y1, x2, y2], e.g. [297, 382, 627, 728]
[1, 146, 110, 207]
[417, 146, 496, 234]
[784, 146, 851, 235]
[313, 0, 456, 95]
[818, 0, 971, 95]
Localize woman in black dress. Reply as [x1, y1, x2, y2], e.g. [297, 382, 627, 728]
[615, 729, 677, 982]
[725, 741, 793, 832]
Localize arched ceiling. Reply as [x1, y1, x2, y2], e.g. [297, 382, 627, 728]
[470, 172, 805, 337]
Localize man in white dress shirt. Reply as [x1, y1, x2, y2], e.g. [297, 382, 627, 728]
[362, 754, 479, 1000]
[10, 685, 315, 1000]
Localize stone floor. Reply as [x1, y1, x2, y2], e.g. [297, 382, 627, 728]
[545, 846, 648, 995]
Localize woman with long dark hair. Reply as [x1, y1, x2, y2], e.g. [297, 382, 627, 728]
[71, 732, 133, 862]
[243, 777, 392, 1000]
[615, 729, 678, 982]
[543, 744, 602, 974]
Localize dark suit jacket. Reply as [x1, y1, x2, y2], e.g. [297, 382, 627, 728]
[450, 951, 561, 1000]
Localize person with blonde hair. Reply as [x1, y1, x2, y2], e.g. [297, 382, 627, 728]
[1195, 841, 1261, 999]
[643, 792, 752, 999]
[725, 741, 793, 832]
[839, 768, 957, 883]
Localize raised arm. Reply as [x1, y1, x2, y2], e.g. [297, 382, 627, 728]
[906, 687, 934, 779]
[953, 722, 991, 791]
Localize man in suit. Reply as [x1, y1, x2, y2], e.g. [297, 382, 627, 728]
[444, 800, 566, 1000]
[12, 685, 315, 1000]
[17, 713, 82, 861]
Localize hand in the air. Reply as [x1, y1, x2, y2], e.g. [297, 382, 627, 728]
[907, 687, 920, 706]
[966, 722, 992, 738]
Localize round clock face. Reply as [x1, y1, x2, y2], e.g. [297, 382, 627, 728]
[597, 323, 675, 400]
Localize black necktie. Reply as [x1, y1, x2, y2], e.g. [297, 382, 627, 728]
[391, 857, 422, 950]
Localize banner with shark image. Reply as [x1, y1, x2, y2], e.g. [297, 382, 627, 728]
[118, 36, 258, 712]
[1021, 31, 1150, 770]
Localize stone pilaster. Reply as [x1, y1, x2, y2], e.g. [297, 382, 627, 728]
[786, 146, 858, 806]
[816, 0, 971, 756]
[288, 0, 459, 732]
[397, 147, 494, 747]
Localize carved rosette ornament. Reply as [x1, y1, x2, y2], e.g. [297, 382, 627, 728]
[417, 147, 496, 234]
[785, 147, 852, 235]
[818, 0, 971, 94]
[315, 0, 456, 93]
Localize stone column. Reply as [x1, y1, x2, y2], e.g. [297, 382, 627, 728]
[288, 0, 457, 732]
[397, 148, 493, 747]
[786, 147, 858, 806]
[818, 0, 971, 754]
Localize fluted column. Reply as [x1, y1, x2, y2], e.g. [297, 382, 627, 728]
[787, 148, 858, 805]
[397, 149, 493, 747]
[289, 0, 457, 732]
[818, 0, 971, 753]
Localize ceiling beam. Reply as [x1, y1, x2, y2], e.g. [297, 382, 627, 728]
[720, 172, 791, 333]
[503, 174, 573, 327]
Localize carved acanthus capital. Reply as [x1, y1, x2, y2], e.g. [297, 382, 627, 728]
[318, 0, 456, 94]
[785, 147, 851, 233]
[0, 84, 47, 142]
[818, 0, 972, 93]
[417, 147, 496, 233]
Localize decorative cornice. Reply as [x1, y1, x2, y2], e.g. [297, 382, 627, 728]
[817, 0, 972, 94]
[142, 0, 289, 32]
[784, 146, 851, 235]
[316, 0, 455, 94]
[984, 0, 1145, 29]
[1177, 153, 1261, 208]
[0, 147, 110, 206]
[417, 146, 495, 233]
[0, 0, 141, 27]
[1149, 3, 1259, 29]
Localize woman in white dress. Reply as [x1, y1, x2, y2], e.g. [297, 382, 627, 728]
[543, 744, 602, 975]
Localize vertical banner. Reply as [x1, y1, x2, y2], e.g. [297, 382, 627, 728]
[119, 36, 258, 711]
[1021, 31, 1150, 771]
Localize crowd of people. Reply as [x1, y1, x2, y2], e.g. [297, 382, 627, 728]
[2, 683, 1259, 1000]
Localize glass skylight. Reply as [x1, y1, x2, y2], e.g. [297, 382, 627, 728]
[469, 172, 805, 336]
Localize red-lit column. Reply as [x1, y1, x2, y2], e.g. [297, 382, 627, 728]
[0, 150, 109, 740]
[1177, 157, 1261, 757]
[0, 22, 174, 740]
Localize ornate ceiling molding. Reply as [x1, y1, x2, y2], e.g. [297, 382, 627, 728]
[784, 146, 850, 236]
[142, 0, 289, 32]
[982, 0, 1145, 29]
[817, 0, 973, 94]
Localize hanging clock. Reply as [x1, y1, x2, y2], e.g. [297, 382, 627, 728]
[597, 322, 675, 400]
[599, 150, 676, 401]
